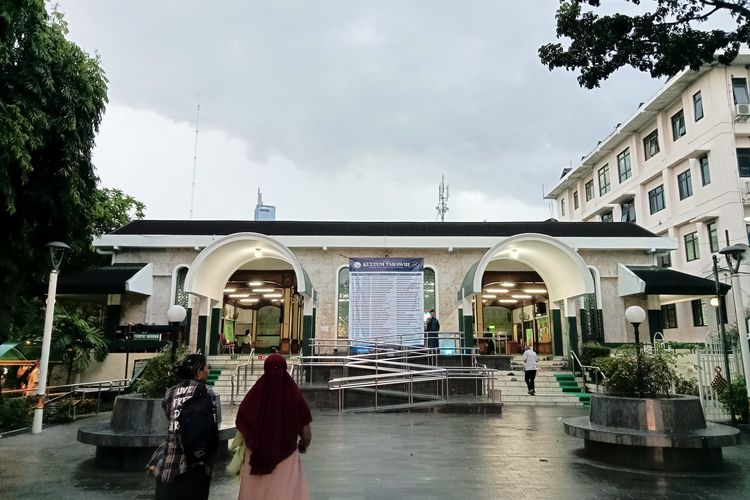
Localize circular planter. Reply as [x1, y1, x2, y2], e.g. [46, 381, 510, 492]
[563, 394, 740, 471]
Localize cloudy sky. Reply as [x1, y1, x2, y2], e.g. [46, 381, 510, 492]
[56, 0, 665, 222]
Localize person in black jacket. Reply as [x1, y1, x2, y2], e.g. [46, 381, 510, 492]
[425, 310, 440, 349]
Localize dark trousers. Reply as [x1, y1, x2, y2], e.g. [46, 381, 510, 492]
[525, 370, 537, 392]
[155, 467, 211, 500]
[427, 332, 439, 349]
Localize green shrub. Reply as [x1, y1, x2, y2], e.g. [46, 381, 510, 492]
[131, 346, 188, 398]
[580, 343, 611, 365]
[719, 378, 750, 424]
[0, 397, 34, 432]
[599, 346, 676, 398]
[674, 376, 699, 396]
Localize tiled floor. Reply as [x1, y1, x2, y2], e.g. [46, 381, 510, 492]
[1, 405, 748, 499]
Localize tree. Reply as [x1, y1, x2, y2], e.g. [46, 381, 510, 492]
[53, 307, 108, 384]
[0, 1, 108, 343]
[539, 1, 750, 89]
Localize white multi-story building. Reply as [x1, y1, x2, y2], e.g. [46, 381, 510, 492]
[547, 55, 750, 342]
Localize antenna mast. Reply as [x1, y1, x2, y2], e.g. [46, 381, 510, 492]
[436, 175, 449, 222]
[189, 98, 201, 219]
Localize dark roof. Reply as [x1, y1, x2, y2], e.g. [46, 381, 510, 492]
[111, 220, 659, 238]
[628, 266, 731, 296]
[57, 264, 147, 295]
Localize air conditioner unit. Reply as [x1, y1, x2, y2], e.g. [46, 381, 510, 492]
[736, 103, 750, 116]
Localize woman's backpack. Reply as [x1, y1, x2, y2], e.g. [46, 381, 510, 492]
[178, 383, 219, 464]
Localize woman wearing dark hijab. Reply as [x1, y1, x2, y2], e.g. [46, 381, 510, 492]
[235, 353, 312, 499]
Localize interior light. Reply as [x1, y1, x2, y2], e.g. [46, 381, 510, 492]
[223, 288, 237, 293]
[254, 248, 263, 258]
[240, 298, 259, 303]
[745, 217, 750, 222]
[248, 281, 263, 286]
[264, 293, 283, 298]
[229, 293, 250, 298]
[252, 288, 274, 293]
[498, 299, 517, 304]
[500, 282, 515, 287]
[524, 288, 547, 294]
[510, 249, 520, 259]
[511, 294, 532, 299]
[483, 294, 497, 299]
[484, 288, 508, 293]
[710, 297, 720, 307]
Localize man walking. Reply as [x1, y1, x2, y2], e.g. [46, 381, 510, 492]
[523, 345, 538, 395]
[425, 310, 440, 350]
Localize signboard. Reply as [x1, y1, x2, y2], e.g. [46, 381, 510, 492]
[348, 257, 425, 345]
[133, 333, 162, 341]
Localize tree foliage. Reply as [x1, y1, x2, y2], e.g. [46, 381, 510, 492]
[594, 346, 677, 397]
[539, 0, 750, 88]
[0, 1, 108, 342]
[53, 306, 109, 384]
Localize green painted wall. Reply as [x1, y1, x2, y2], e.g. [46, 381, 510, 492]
[209, 308, 221, 356]
[197, 316, 207, 355]
[302, 314, 313, 356]
[567, 316, 579, 355]
[552, 309, 563, 355]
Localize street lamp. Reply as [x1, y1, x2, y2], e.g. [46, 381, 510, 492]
[711, 255, 735, 425]
[167, 304, 187, 362]
[625, 305, 647, 398]
[718, 243, 750, 407]
[32, 241, 70, 434]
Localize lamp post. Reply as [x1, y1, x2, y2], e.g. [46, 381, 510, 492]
[167, 305, 187, 362]
[711, 255, 735, 424]
[32, 241, 70, 435]
[625, 305, 647, 398]
[718, 243, 750, 407]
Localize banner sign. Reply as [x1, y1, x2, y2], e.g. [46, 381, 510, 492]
[348, 258, 425, 345]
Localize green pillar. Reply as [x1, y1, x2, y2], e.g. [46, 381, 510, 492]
[105, 304, 121, 341]
[567, 316, 579, 355]
[184, 308, 192, 346]
[462, 314, 474, 352]
[197, 315, 207, 355]
[302, 314, 313, 356]
[209, 307, 221, 356]
[552, 309, 563, 355]
[647, 309, 661, 343]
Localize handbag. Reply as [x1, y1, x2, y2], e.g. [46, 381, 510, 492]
[227, 431, 246, 475]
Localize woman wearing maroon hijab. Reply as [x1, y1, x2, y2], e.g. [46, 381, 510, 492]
[236, 353, 312, 499]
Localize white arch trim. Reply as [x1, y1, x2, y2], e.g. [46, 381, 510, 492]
[470, 233, 594, 303]
[184, 232, 314, 302]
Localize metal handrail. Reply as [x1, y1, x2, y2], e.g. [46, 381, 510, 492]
[229, 349, 256, 405]
[570, 350, 608, 393]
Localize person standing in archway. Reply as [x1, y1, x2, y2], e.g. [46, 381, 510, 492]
[425, 310, 440, 350]
[523, 345, 538, 395]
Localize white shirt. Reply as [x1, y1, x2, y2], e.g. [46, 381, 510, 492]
[523, 349, 538, 370]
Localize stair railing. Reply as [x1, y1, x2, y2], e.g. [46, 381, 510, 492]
[229, 348, 255, 405]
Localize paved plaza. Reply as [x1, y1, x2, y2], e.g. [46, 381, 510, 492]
[1, 405, 749, 499]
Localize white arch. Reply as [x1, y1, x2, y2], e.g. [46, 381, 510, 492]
[184, 232, 314, 302]
[471, 233, 594, 303]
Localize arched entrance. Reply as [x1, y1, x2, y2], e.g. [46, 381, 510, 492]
[184, 233, 315, 355]
[458, 234, 594, 356]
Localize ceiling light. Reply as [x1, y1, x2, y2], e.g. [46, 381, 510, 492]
[223, 288, 237, 293]
[485, 288, 508, 293]
[229, 293, 250, 298]
[511, 294, 532, 299]
[254, 248, 263, 258]
[252, 288, 274, 293]
[510, 249, 520, 259]
[240, 298, 259, 303]
[499, 299, 517, 304]
[500, 282, 515, 287]
[482, 300, 487, 303]
[524, 288, 547, 294]
[483, 294, 497, 299]
[745, 217, 750, 222]
[264, 293, 283, 298]
[248, 281, 263, 286]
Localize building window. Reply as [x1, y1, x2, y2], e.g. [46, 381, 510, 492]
[337, 266, 437, 338]
[617, 148, 632, 182]
[174, 267, 189, 309]
[601, 211, 613, 222]
[598, 164, 610, 196]
[699, 155, 711, 185]
[560, 198, 566, 216]
[648, 185, 666, 214]
[657, 252, 672, 268]
[573, 191, 579, 210]
[661, 304, 678, 329]
[693, 91, 704, 121]
[585, 180, 595, 201]
[671, 110, 686, 140]
[691, 299, 706, 327]
[707, 221, 719, 253]
[738, 148, 750, 177]
[684, 231, 700, 261]
[643, 129, 660, 160]
[620, 199, 636, 223]
[732, 77, 750, 104]
[677, 169, 693, 200]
